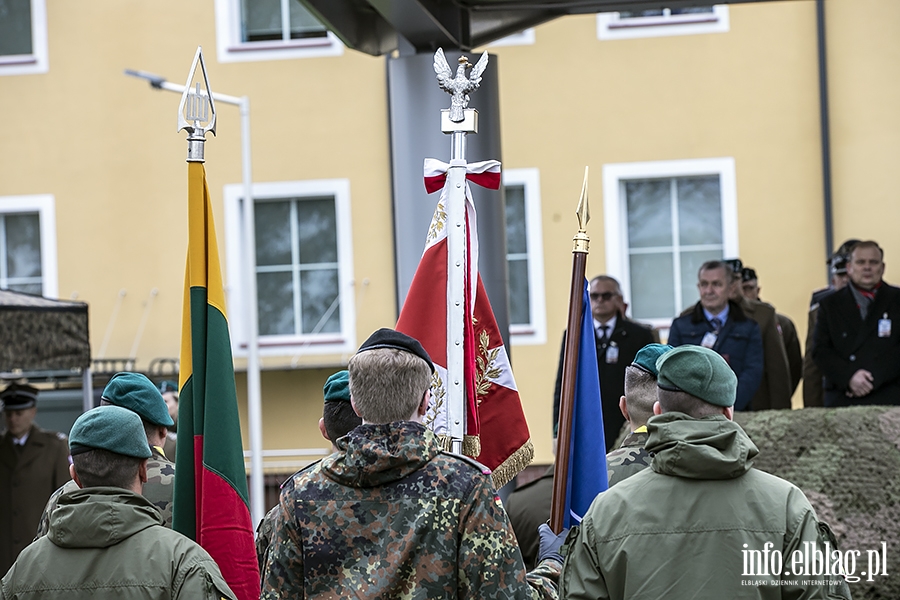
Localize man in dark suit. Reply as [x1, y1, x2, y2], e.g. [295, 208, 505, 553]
[668, 260, 764, 411]
[813, 240, 900, 406]
[553, 275, 654, 451]
[0, 383, 70, 573]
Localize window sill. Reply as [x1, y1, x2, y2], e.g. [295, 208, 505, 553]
[226, 38, 334, 53]
[608, 15, 719, 29]
[0, 54, 38, 66]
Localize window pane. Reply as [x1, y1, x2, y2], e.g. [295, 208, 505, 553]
[296, 197, 337, 265]
[257, 271, 295, 335]
[629, 253, 675, 320]
[508, 258, 530, 326]
[242, 0, 283, 42]
[255, 201, 292, 267]
[671, 6, 714, 14]
[618, 9, 663, 18]
[680, 249, 722, 311]
[626, 180, 672, 248]
[300, 269, 339, 334]
[289, 0, 328, 38]
[0, 0, 33, 56]
[8, 282, 41, 295]
[5, 213, 41, 279]
[677, 176, 722, 246]
[505, 185, 527, 254]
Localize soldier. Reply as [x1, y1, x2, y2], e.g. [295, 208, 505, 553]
[723, 258, 793, 410]
[1, 405, 237, 599]
[158, 380, 179, 460]
[255, 369, 362, 573]
[0, 383, 69, 573]
[35, 372, 175, 538]
[606, 343, 672, 487]
[803, 240, 857, 407]
[741, 266, 803, 395]
[261, 328, 564, 599]
[560, 345, 851, 600]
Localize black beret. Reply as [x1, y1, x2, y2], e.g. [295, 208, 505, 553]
[0, 383, 39, 410]
[722, 258, 743, 277]
[741, 267, 757, 283]
[357, 328, 434, 373]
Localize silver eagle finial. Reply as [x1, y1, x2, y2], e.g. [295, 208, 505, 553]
[433, 48, 489, 122]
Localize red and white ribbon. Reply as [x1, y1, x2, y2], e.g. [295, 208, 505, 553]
[423, 158, 502, 194]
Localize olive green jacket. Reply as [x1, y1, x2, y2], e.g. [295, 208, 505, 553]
[1, 487, 236, 600]
[560, 413, 851, 600]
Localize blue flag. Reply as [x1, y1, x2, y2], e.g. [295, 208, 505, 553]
[563, 279, 609, 528]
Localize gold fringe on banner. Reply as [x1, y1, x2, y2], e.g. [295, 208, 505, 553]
[490, 438, 534, 490]
[462, 434, 481, 458]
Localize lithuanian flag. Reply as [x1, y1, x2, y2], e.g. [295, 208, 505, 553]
[173, 161, 259, 600]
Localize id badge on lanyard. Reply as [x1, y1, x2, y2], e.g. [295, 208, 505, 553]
[606, 342, 619, 364]
[701, 332, 718, 349]
[878, 313, 892, 338]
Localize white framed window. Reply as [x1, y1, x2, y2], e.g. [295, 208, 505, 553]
[214, 0, 344, 64]
[489, 28, 535, 48]
[223, 179, 355, 357]
[602, 158, 738, 330]
[597, 5, 729, 40]
[0, 0, 49, 76]
[503, 168, 546, 346]
[0, 195, 57, 297]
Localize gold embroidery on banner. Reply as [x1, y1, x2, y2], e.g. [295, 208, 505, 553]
[475, 330, 501, 403]
[425, 199, 447, 245]
[425, 371, 445, 429]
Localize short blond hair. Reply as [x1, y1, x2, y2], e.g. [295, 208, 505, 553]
[348, 348, 431, 423]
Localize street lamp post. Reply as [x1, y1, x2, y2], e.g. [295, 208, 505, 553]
[125, 69, 265, 527]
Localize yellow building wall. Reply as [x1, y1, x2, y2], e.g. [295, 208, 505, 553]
[3, 0, 899, 469]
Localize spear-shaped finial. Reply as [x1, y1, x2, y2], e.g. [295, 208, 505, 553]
[573, 166, 590, 253]
[177, 47, 217, 162]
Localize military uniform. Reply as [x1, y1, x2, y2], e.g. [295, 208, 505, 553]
[776, 312, 802, 396]
[261, 421, 560, 599]
[2, 487, 236, 600]
[605, 428, 650, 487]
[737, 297, 793, 410]
[561, 414, 850, 599]
[803, 287, 834, 407]
[0, 424, 70, 572]
[505, 466, 553, 570]
[35, 445, 175, 538]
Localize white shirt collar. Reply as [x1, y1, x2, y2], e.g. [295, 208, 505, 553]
[593, 315, 617, 332]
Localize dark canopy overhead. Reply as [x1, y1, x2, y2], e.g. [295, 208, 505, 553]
[301, 0, 795, 55]
[0, 290, 90, 372]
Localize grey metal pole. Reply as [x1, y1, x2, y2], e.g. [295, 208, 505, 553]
[125, 68, 265, 526]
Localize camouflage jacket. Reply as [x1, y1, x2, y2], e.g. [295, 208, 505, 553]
[35, 445, 175, 539]
[261, 421, 560, 599]
[605, 428, 651, 488]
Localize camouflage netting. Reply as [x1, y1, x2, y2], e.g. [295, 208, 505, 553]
[0, 290, 90, 371]
[735, 407, 900, 600]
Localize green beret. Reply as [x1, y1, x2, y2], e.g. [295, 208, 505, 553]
[69, 405, 152, 458]
[630, 344, 674, 378]
[656, 345, 737, 408]
[323, 370, 351, 404]
[102, 372, 174, 427]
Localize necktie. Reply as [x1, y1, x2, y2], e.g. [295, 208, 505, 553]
[597, 325, 610, 347]
[711, 317, 722, 333]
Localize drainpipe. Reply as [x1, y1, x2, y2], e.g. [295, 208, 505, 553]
[816, 0, 834, 279]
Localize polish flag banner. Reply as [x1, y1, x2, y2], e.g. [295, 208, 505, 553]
[396, 158, 533, 489]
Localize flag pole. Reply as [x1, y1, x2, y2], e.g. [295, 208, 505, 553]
[435, 51, 484, 453]
[550, 167, 591, 534]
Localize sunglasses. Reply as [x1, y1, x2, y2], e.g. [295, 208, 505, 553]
[590, 291, 618, 302]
